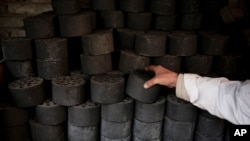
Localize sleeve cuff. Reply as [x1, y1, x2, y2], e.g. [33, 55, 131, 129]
[176, 74, 190, 101]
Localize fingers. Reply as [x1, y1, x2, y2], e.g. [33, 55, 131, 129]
[144, 65, 165, 74]
[144, 65, 161, 89]
[144, 65, 158, 72]
[144, 77, 159, 89]
[144, 79, 154, 89]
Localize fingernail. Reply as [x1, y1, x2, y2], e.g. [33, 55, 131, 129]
[144, 83, 148, 89]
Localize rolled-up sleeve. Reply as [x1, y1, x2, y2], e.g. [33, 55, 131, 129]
[176, 73, 250, 125]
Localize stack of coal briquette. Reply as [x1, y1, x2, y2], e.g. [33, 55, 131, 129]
[1, 0, 246, 141]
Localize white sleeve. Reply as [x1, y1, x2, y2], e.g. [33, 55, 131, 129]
[176, 73, 250, 125]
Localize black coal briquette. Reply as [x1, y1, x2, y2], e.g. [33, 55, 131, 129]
[52, 0, 81, 15]
[118, 50, 150, 74]
[126, 70, 160, 104]
[2, 38, 33, 60]
[80, 53, 112, 75]
[166, 94, 198, 122]
[35, 38, 68, 61]
[135, 96, 166, 122]
[92, 0, 115, 10]
[8, 77, 45, 108]
[101, 119, 132, 139]
[97, 11, 124, 29]
[68, 100, 100, 126]
[58, 12, 92, 37]
[101, 97, 134, 122]
[52, 76, 85, 106]
[36, 59, 69, 80]
[91, 74, 125, 104]
[24, 13, 56, 39]
[126, 12, 152, 30]
[0, 104, 29, 127]
[29, 120, 65, 141]
[68, 123, 99, 141]
[150, 0, 176, 15]
[119, 0, 146, 12]
[6, 60, 35, 78]
[36, 100, 67, 125]
[81, 30, 114, 55]
[135, 32, 167, 57]
[168, 31, 197, 56]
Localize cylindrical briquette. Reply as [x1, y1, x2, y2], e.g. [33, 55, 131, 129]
[183, 55, 213, 75]
[135, 96, 166, 123]
[52, 76, 85, 106]
[2, 124, 30, 141]
[36, 100, 67, 125]
[133, 136, 162, 141]
[194, 131, 224, 141]
[6, 60, 35, 78]
[0, 104, 29, 127]
[69, 69, 91, 100]
[58, 12, 92, 37]
[101, 97, 134, 122]
[163, 116, 195, 141]
[82, 11, 97, 30]
[135, 32, 167, 57]
[80, 53, 112, 75]
[150, 0, 176, 15]
[35, 38, 68, 61]
[180, 13, 202, 30]
[116, 29, 144, 50]
[91, 74, 125, 104]
[178, 0, 200, 14]
[52, 0, 81, 15]
[81, 30, 114, 55]
[106, 70, 125, 76]
[153, 55, 181, 73]
[8, 77, 45, 108]
[195, 110, 225, 137]
[199, 31, 229, 55]
[119, 0, 145, 12]
[68, 100, 100, 126]
[153, 15, 177, 31]
[126, 70, 161, 104]
[97, 11, 124, 29]
[101, 119, 132, 139]
[165, 94, 198, 122]
[168, 32, 197, 56]
[133, 119, 163, 140]
[1, 38, 33, 60]
[29, 120, 65, 141]
[126, 12, 152, 30]
[118, 50, 150, 74]
[24, 13, 56, 39]
[68, 123, 99, 141]
[80, 0, 91, 9]
[92, 0, 115, 10]
[70, 69, 91, 80]
[144, 30, 169, 36]
[101, 134, 131, 141]
[36, 59, 69, 80]
[213, 55, 239, 75]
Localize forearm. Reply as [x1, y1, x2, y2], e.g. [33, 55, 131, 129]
[176, 74, 250, 125]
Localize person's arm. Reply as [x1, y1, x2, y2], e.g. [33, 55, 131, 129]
[176, 74, 250, 125]
[144, 65, 250, 125]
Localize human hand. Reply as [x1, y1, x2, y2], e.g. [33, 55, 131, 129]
[143, 65, 178, 89]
